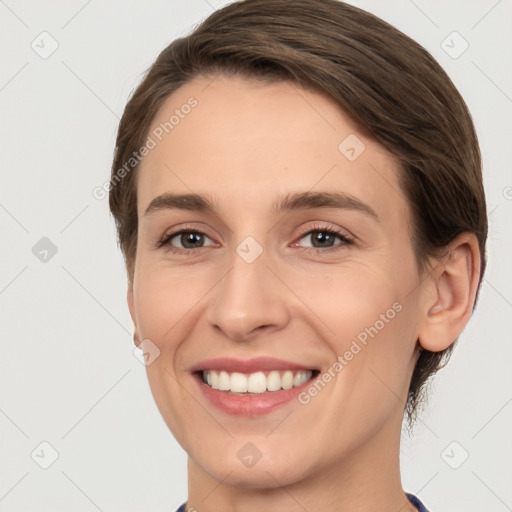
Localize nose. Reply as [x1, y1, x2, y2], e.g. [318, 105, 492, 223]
[206, 246, 291, 342]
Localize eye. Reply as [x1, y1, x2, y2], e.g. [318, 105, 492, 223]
[155, 224, 353, 255]
[156, 229, 215, 253]
[294, 224, 353, 251]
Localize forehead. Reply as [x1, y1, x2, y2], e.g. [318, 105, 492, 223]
[136, 74, 407, 223]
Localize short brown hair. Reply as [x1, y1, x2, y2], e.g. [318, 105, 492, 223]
[109, 0, 487, 427]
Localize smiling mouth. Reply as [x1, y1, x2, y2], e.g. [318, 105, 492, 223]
[197, 369, 320, 394]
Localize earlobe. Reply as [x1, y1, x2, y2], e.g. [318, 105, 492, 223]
[127, 282, 141, 348]
[418, 233, 481, 353]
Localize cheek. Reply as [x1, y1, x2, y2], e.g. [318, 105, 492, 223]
[291, 260, 407, 343]
[133, 264, 212, 344]
[133, 266, 209, 442]
[299, 261, 416, 401]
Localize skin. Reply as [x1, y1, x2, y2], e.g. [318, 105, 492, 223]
[127, 74, 480, 511]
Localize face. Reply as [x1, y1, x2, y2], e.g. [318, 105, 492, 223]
[128, 74, 425, 489]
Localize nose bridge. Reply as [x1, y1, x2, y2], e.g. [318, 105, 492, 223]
[206, 241, 289, 341]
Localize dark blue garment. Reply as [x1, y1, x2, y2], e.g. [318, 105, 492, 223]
[406, 492, 430, 511]
[175, 493, 430, 511]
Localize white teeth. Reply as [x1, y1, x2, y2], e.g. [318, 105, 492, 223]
[281, 370, 293, 390]
[202, 369, 313, 393]
[218, 370, 230, 391]
[247, 371, 267, 393]
[210, 370, 218, 389]
[266, 370, 281, 391]
[230, 372, 248, 393]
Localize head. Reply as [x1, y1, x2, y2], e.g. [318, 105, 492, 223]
[109, 0, 487, 489]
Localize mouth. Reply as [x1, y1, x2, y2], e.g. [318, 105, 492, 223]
[196, 369, 319, 394]
[189, 357, 321, 415]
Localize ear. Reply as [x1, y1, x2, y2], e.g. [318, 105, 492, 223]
[127, 280, 141, 348]
[417, 233, 481, 352]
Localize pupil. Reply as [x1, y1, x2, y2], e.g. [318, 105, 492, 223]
[313, 231, 334, 247]
[182, 232, 203, 248]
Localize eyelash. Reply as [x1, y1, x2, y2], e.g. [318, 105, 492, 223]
[155, 223, 353, 256]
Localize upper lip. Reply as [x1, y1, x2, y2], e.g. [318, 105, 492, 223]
[189, 357, 318, 374]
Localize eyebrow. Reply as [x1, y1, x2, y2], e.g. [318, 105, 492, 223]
[143, 191, 379, 221]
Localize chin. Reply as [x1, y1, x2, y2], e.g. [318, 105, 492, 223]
[194, 444, 314, 490]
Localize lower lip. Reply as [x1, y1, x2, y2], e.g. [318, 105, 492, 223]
[193, 373, 314, 416]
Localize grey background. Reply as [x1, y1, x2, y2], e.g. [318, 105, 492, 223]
[0, 0, 511, 510]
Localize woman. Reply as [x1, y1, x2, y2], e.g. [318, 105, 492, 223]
[109, 1, 487, 510]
